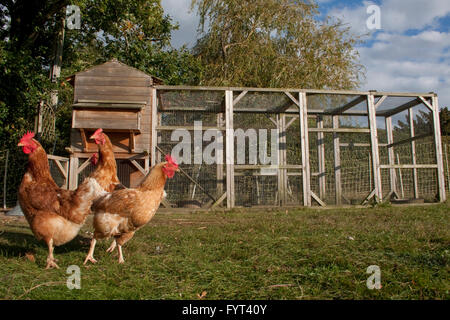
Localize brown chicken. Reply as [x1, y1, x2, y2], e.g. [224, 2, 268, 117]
[17, 129, 118, 269]
[84, 155, 179, 264]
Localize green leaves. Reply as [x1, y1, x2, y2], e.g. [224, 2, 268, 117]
[192, 0, 364, 89]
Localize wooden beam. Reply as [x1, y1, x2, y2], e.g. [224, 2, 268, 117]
[387, 133, 433, 148]
[79, 129, 89, 153]
[367, 94, 383, 201]
[380, 164, 438, 169]
[155, 85, 436, 98]
[308, 127, 371, 133]
[225, 90, 235, 208]
[380, 98, 422, 117]
[129, 131, 135, 153]
[151, 88, 157, 167]
[409, 109, 419, 198]
[431, 95, 447, 202]
[317, 116, 326, 200]
[77, 157, 92, 175]
[385, 117, 397, 197]
[333, 115, 341, 205]
[331, 95, 365, 115]
[156, 125, 225, 131]
[418, 96, 433, 112]
[68, 156, 79, 190]
[284, 92, 300, 108]
[233, 90, 248, 106]
[130, 159, 147, 175]
[299, 92, 311, 206]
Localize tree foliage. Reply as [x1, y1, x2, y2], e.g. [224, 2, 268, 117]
[191, 0, 364, 89]
[0, 0, 202, 154]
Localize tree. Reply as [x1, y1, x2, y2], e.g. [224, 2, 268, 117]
[191, 0, 364, 89]
[0, 0, 202, 153]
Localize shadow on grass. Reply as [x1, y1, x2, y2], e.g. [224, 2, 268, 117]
[0, 231, 91, 257]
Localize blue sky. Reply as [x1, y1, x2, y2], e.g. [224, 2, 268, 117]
[162, 0, 450, 109]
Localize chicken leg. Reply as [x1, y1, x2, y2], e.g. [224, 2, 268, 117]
[83, 238, 98, 264]
[45, 239, 59, 269]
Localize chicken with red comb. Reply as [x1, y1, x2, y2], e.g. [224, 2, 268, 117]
[84, 155, 179, 264]
[16, 130, 118, 269]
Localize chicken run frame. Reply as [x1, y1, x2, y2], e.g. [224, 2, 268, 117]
[63, 60, 446, 209]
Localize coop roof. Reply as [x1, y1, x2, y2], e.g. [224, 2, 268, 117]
[65, 59, 164, 86]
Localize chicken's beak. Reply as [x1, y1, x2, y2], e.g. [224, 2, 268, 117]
[17, 142, 24, 147]
[89, 134, 96, 140]
[176, 167, 180, 172]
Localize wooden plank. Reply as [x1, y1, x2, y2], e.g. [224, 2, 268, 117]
[234, 164, 303, 169]
[47, 154, 69, 162]
[76, 86, 151, 96]
[386, 133, 433, 148]
[155, 85, 436, 98]
[130, 159, 147, 175]
[308, 127, 371, 133]
[75, 94, 150, 103]
[75, 76, 152, 87]
[380, 98, 422, 117]
[77, 157, 92, 175]
[225, 90, 235, 208]
[216, 114, 224, 197]
[367, 94, 383, 201]
[333, 115, 341, 205]
[330, 95, 365, 115]
[233, 90, 248, 106]
[73, 152, 148, 160]
[299, 92, 311, 206]
[317, 116, 326, 200]
[385, 117, 397, 196]
[79, 129, 88, 152]
[68, 156, 79, 190]
[156, 126, 225, 131]
[409, 109, 419, 198]
[151, 88, 157, 167]
[209, 192, 227, 210]
[380, 164, 438, 169]
[311, 190, 326, 207]
[418, 96, 433, 111]
[52, 158, 68, 179]
[284, 92, 300, 108]
[432, 95, 447, 202]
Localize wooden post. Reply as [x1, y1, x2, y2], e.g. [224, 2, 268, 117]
[445, 144, 450, 191]
[151, 88, 157, 167]
[367, 94, 383, 202]
[408, 108, 419, 198]
[397, 153, 405, 199]
[68, 156, 79, 190]
[317, 115, 326, 200]
[385, 116, 397, 197]
[225, 90, 235, 208]
[431, 95, 446, 202]
[299, 92, 311, 206]
[333, 115, 341, 205]
[217, 113, 224, 198]
[277, 114, 288, 205]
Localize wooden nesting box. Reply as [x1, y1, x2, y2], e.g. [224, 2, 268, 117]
[67, 59, 162, 189]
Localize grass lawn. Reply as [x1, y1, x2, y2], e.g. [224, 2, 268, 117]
[0, 203, 448, 300]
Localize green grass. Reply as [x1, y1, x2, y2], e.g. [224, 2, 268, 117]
[0, 203, 449, 300]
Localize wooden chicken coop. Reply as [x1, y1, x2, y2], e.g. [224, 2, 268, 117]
[65, 60, 447, 209]
[67, 59, 162, 190]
